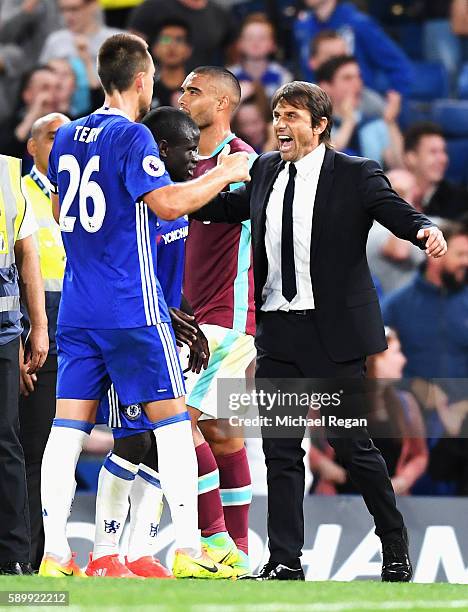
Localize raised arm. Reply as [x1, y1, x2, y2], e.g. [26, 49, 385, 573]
[144, 147, 250, 221]
[360, 160, 446, 257]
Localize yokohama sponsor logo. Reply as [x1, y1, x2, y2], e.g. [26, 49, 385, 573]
[160, 226, 188, 244]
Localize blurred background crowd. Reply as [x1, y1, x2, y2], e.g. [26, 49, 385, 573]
[3, 0, 468, 498]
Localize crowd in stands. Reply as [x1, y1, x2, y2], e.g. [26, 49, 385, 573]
[2, 0, 467, 497]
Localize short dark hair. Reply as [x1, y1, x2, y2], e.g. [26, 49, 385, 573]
[142, 106, 199, 146]
[315, 54, 358, 83]
[152, 18, 192, 46]
[404, 121, 445, 152]
[436, 219, 468, 243]
[98, 33, 151, 94]
[309, 29, 344, 58]
[192, 66, 241, 110]
[271, 81, 333, 146]
[21, 65, 55, 93]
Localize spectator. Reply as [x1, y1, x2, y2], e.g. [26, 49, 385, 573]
[151, 19, 192, 108]
[382, 220, 468, 381]
[0, 0, 59, 122]
[39, 0, 120, 86]
[0, 66, 59, 162]
[228, 13, 292, 101]
[309, 328, 428, 496]
[367, 168, 425, 294]
[129, 0, 237, 70]
[317, 55, 404, 168]
[383, 220, 468, 496]
[404, 122, 468, 221]
[293, 0, 412, 100]
[232, 96, 275, 153]
[423, 0, 468, 85]
[308, 29, 385, 118]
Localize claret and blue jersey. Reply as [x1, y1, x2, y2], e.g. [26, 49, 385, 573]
[48, 107, 173, 330]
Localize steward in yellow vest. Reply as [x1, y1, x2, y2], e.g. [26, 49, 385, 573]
[18, 112, 69, 572]
[0, 152, 48, 575]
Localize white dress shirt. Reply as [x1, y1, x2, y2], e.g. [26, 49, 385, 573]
[261, 143, 326, 311]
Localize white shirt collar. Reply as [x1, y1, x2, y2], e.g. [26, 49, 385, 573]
[93, 106, 132, 122]
[32, 165, 52, 193]
[288, 143, 326, 179]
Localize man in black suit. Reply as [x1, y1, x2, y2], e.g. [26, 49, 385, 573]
[192, 81, 447, 581]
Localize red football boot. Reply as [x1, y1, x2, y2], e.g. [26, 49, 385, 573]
[85, 553, 140, 578]
[125, 556, 174, 579]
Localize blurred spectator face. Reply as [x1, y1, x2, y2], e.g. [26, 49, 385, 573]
[405, 134, 449, 185]
[28, 115, 70, 175]
[179, 72, 220, 129]
[386, 169, 418, 205]
[152, 25, 192, 69]
[179, 0, 207, 8]
[309, 36, 348, 71]
[23, 69, 59, 113]
[373, 336, 407, 379]
[48, 59, 76, 109]
[58, 0, 96, 34]
[438, 234, 468, 287]
[321, 61, 362, 110]
[234, 102, 267, 150]
[305, 0, 336, 9]
[238, 21, 276, 61]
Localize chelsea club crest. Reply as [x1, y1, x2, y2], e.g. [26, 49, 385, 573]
[124, 404, 142, 420]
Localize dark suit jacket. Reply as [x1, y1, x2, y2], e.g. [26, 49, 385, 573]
[193, 147, 433, 362]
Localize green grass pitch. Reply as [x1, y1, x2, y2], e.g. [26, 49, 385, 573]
[1, 578, 467, 612]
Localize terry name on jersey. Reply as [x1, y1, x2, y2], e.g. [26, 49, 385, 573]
[73, 126, 103, 143]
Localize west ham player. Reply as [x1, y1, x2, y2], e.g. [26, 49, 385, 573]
[179, 66, 256, 575]
[39, 34, 250, 578]
[89, 107, 227, 579]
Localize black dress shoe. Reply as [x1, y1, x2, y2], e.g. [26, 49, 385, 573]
[0, 562, 33, 576]
[240, 561, 305, 581]
[381, 529, 413, 582]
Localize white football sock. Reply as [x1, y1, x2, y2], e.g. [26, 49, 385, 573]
[153, 413, 200, 555]
[127, 465, 164, 563]
[41, 420, 92, 563]
[93, 453, 138, 561]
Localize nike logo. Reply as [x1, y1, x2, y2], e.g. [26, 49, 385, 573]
[193, 560, 218, 573]
[57, 569, 73, 576]
[218, 551, 231, 565]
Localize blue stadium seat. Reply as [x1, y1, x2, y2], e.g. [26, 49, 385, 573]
[458, 63, 468, 99]
[408, 62, 449, 101]
[431, 99, 468, 137]
[399, 100, 433, 130]
[446, 139, 468, 185]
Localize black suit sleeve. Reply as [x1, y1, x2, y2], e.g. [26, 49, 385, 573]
[191, 185, 251, 223]
[359, 160, 433, 248]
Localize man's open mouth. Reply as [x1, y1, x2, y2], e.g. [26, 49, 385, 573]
[277, 135, 294, 152]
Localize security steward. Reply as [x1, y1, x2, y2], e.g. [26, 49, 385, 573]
[0, 152, 49, 575]
[18, 113, 69, 571]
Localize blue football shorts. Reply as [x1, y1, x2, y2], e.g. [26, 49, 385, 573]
[95, 385, 157, 439]
[56, 323, 185, 405]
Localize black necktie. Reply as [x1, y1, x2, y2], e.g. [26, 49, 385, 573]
[281, 162, 297, 303]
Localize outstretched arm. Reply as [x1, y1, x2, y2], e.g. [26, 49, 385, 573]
[360, 160, 446, 257]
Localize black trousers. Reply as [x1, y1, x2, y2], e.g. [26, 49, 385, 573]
[18, 355, 56, 570]
[0, 337, 30, 563]
[255, 311, 404, 566]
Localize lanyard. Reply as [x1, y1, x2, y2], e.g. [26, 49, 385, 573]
[29, 168, 50, 198]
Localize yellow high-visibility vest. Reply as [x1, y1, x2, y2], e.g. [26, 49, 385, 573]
[22, 169, 65, 293]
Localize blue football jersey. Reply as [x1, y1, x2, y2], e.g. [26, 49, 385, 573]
[48, 108, 173, 329]
[156, 215, 189, 309]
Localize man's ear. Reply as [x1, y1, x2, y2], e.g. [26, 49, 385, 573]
[135, 71, 145, 92]
[313, 117, 328, 135]
[218, 95, 230, 111]
[158, 139, 169, 158]
[27, 137, 36, 158]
